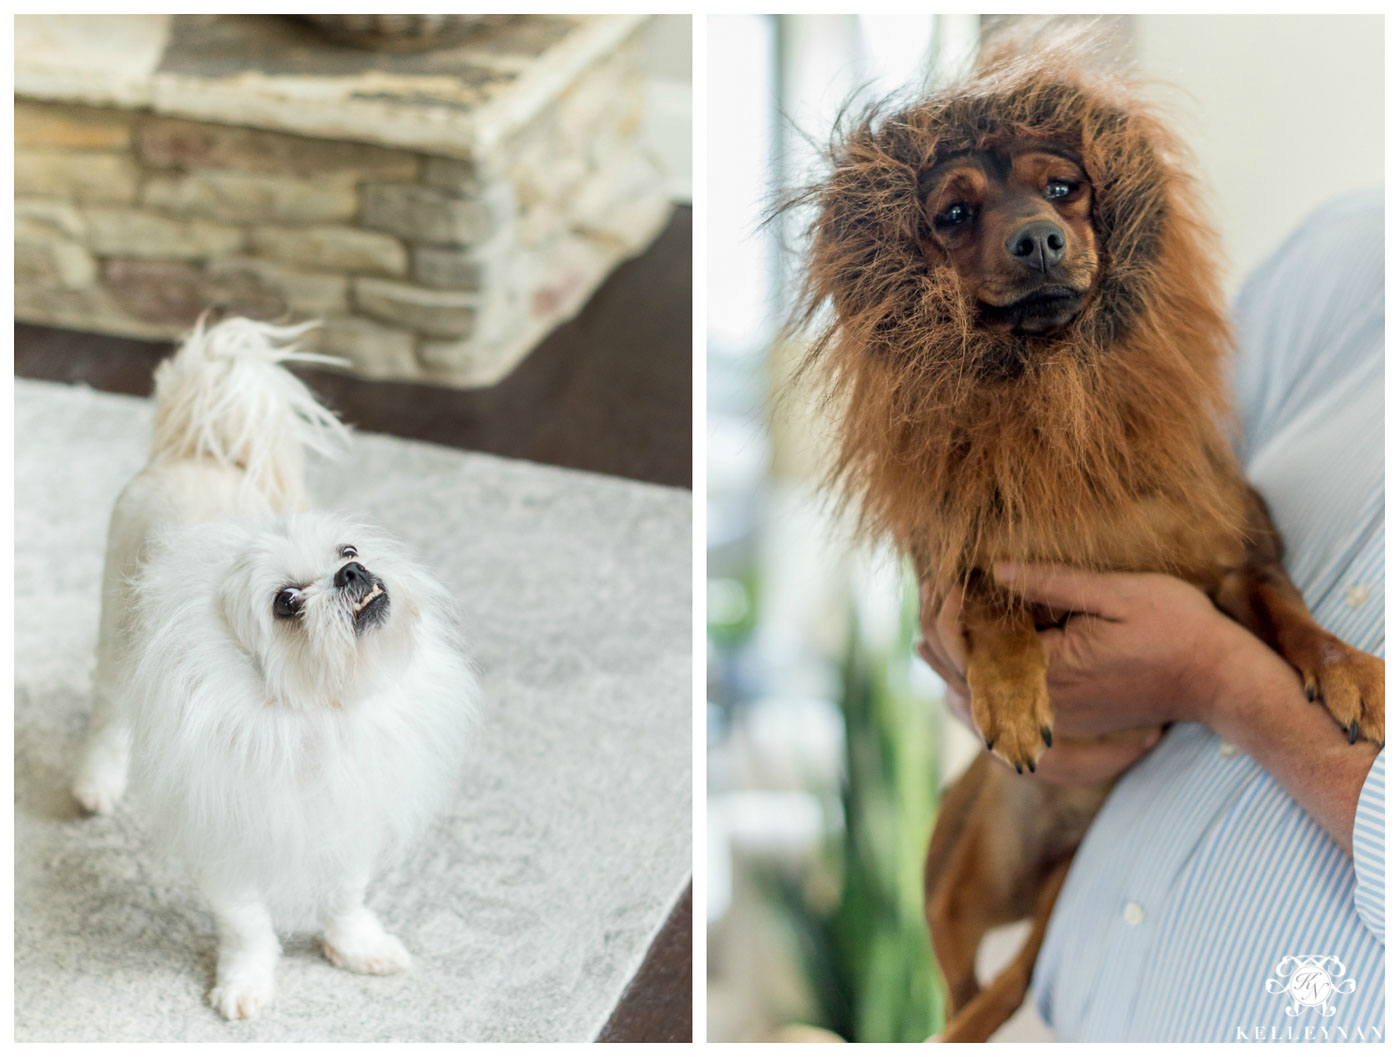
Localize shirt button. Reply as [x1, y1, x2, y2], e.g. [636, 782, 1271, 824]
[1219, 741, 1240, 759]
[1346, 584, 1370, 607]
[1123, 902, 1145, 927]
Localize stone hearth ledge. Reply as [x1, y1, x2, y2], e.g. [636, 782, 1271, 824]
[15, 14, 652, 164]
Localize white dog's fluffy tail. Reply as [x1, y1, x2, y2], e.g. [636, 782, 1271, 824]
[149, 318, 350, 510]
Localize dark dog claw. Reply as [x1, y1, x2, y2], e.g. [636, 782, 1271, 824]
[1041, 727, 1053, 748]
[1349, 720, 1360, 745]
[985, 738, 994, 750]
[1027, 760, 1036, 774]
[1306, 684, 1317, 703]
[1015, 763, 1023, 775]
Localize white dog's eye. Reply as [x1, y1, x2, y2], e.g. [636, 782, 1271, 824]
[339, 545, 358, 560]
[274, 588, 303, 619]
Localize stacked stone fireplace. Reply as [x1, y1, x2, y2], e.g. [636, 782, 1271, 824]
[14, 14, 671, 387]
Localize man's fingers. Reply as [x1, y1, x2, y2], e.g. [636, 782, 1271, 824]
[936, 587, 967, 670]
[1027, 728, 1164, 786]
[992, 562, 1132, 620]
[917, 584, 967, 678]
[917, 638, 971, 698]
[918, 578, 934, 623]
[916, 640, 953, 681]
[944, 685, 972, 727]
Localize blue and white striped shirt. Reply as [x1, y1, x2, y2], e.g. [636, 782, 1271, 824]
[1030, 191, 1385, 1042]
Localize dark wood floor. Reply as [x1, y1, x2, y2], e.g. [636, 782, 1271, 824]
[15, 206, 694, 1041]
[598, 884, 693, 1042]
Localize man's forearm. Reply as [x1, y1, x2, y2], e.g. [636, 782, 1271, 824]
[1208, 652, 1379, 856]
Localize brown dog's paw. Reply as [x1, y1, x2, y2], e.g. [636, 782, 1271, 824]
[1290, 634, 1384, 745]
[969, 672, 1054, 774]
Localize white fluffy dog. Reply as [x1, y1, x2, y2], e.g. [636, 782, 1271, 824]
[71, 318, 478, 1020]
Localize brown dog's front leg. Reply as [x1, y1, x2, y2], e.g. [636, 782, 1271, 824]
[1215, 489, 1384, 745]
[962, 579, 1054, 772]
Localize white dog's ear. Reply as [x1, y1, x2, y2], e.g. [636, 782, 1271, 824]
[195, 524, 272, 661]
[216, 567, 247, 629]
[214, 560, 261, 663]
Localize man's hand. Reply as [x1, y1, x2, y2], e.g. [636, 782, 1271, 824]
[919, 561, 1379, 854]
[917, 563, 1280, 786]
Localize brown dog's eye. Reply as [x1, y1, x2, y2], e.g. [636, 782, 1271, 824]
[1045, 180, 1077, 200]
[935, 202, 974, 228]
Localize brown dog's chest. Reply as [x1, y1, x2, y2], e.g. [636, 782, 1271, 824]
[958, 483, 1250, 592]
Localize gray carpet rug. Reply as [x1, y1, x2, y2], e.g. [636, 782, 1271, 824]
[14, 377, 692, 1042]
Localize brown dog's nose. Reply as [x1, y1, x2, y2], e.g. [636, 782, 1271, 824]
[1006, 220, 1066, 272]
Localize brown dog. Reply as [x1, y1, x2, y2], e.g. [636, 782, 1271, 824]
[786, 27, 1384, 1041]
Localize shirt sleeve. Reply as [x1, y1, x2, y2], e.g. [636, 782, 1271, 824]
[1351, 749, 1384, 942]
[1230, 189, 1384, 465]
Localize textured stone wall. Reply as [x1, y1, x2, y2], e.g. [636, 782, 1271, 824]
[14, 36, 670, 387]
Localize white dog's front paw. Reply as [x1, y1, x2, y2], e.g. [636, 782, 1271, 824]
[73, 720, 131, 815]
[72, 762, 127, 815]
[209, 968, 276, 1020]
[324, 928, 412, 975]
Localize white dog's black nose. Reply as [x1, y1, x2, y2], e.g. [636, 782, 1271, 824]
[335, 561, 370, 590]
